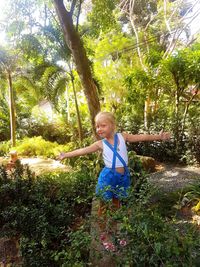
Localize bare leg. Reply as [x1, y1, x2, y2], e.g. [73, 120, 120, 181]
[110, 198, 120, 235]
[98, 198, 121, 236]
[112, 197, 120, 210]
[98, 200, 107, 232]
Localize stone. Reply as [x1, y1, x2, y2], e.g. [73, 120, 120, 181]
[137, 155, 156, 173]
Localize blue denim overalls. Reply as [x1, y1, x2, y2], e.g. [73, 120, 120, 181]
[96, 133, 130, 201]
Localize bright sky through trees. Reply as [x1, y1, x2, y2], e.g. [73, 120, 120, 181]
[0, 0, 8, 45]
[0, 0, 199, 45]
[185, 0, 200, 35]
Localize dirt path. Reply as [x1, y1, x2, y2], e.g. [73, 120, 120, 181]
[149, 164, 200, 192]
[22, 157, 70, 174]
[0, 157, 70, 175]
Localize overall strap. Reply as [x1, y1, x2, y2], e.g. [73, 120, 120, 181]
[103, 134, 127, 170]
[112, 133, 118, 170]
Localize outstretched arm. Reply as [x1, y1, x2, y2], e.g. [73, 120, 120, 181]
[123, 130, 171, 143]
[58, 141, 101, 160]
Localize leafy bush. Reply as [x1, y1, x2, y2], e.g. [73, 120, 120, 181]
[128, 139, 179, 163]
[0, 162, 96, 266]
[98, 178, 200, 266]
[1, 150, 200, 266]
[182, 181, 200, 211]
[19, 118, 73, 144]
[0, 96, 10, 142]
[0, 141, 11, 156]
[12, 136, 57, 157]
[11, 136, 69, 158]
[113, 199, 200, 266]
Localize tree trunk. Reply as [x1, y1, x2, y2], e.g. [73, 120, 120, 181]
[181, 91, 197, 138]
[144, 97, 150, 130]
[53, 0, 100, 137]
[70, 72, 83, 142]
[8, 70, 16, 147]
[66, 85, 70, 122]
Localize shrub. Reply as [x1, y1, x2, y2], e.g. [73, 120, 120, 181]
[1, 150, 200, 266]
[182, 180, 200, 211]
[100, 180, 200, 266]
[0, 141, 11, 156]
[11, 136, 73, 158]
[12, 136, 58, 157]
[113, 201, 200, 266]
[0, 162, 96, 266]
[5, 136, 87, 159]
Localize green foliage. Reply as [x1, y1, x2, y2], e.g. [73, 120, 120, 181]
[88, 0, 119, 36]
[129, 139, 178, 163]
[113, 202, 200, 266]
[52, 227, 91, 266]
[0, 162, 95, 266]
[0, 151, 200, 265]
[0, 141, 11, 156]
[20, 34, 44, 61]
[124, 68, 154, 117]
[0, 96, 10, 142]
[146, 45, 163, 67]
[99, 171, 200, 266]
[12, 136, 61, 158]
[40, 65, 67, 105]
[183, 181, 200, 204]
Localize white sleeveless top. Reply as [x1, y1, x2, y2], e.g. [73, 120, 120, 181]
[102, 133, 128, 168]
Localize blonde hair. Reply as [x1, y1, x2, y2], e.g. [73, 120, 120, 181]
[95, 111, 116, 126]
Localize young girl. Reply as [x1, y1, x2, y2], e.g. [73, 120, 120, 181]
[59, 111, 170, 250]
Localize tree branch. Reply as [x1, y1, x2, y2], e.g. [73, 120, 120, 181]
[164, 8, 200, 58]
[168, 0, 183, 23]
[70, 0, 77, 16]
[129, 0, 146, 71]
[76, 0, 82, 31]
[164, 0, 172, 34]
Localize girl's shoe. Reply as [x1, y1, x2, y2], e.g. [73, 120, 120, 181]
[102, 241, 116, 252]
[118, 239, 127, 247]
[100, 233, 116, 252]
[100, 232, 107, 242]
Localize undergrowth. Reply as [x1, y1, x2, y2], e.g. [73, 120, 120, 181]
[0, 153, 200, 266]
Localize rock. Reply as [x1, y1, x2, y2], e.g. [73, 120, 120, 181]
[137, 155, 156, 173]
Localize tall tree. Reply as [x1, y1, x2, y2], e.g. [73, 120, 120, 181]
[117, 0, 199, 129]
[3, 0, 100, 137]
[161, 45, 200, 145]
[52, 0, 101, 136]
[19, 27, 84, 141]
[0, 47, 17, 146]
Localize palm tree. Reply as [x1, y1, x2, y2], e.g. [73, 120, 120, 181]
[0, 46, 17, 146]
[31, 58, 84, 141]
[20, 29, 84, 141]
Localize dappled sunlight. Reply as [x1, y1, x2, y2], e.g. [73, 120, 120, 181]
[149, 165, 200, 192]
[193, 215, 200, 226]
[20, 157, 70, 175]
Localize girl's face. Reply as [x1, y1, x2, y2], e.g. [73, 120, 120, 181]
[95, 116, 115, 139]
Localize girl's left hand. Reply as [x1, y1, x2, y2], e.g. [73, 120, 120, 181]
[159, 130, 171, 140]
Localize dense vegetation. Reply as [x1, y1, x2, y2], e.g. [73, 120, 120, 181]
[0, 0, 200, 266]
[0, 0, 199, 165]
[1, 154, 200, 266]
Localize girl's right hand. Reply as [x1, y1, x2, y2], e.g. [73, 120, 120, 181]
[58, 152, 66, 161]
